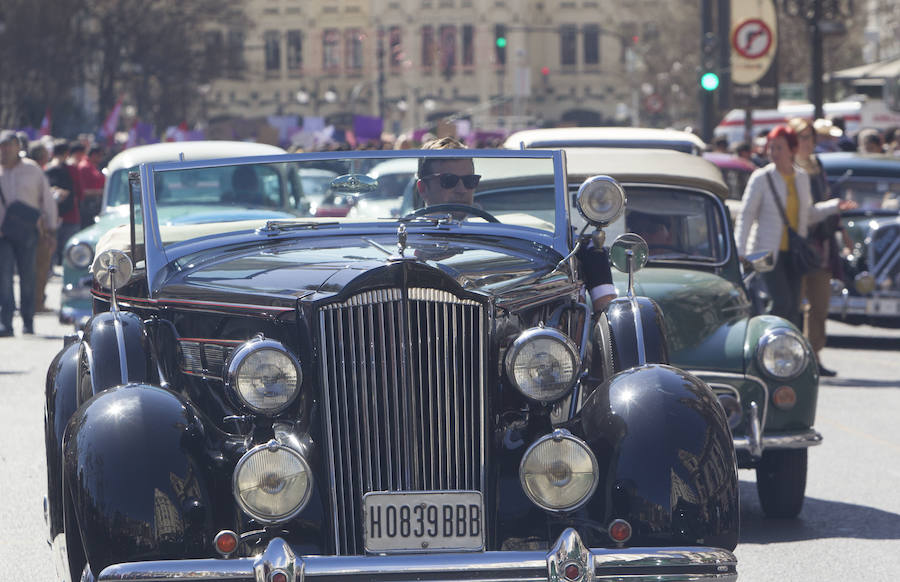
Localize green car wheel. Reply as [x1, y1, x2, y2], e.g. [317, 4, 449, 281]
[756, 448, 808, 518]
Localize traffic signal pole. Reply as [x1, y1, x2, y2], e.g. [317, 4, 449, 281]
[701, 0, 715, 143]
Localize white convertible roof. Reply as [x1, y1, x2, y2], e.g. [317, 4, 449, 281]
[106, 140, 286, 173]
[504, 127, 707, 154]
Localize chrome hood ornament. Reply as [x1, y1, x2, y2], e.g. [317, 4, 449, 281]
[396, 223, 408, 257]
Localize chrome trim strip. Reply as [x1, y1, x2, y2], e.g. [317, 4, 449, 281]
[113, 314, 129, 384]
[98, 532, 737, 582]
[733, 428, 823, 451]
[630, 297, 646, 365]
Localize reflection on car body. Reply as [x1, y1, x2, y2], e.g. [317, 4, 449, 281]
[44, 149, 740, 581]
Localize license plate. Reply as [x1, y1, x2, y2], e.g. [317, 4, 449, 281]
[363, 491, 484, 553]
[874, 298, 899, 315]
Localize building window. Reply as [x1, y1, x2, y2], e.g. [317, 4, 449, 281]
[584, 24, 599, 66]
[345, 28, 364, 72]
[389, 26, 403, 70]
[287, 30, 303, 74]
[226, 29, 245, 79]
[323, 28, 340, 71]
[462, 24, 474, 67]
[560, 24, 577, 66]
[203, 30, 224, 76]
[264, 30, 281, 73]
[422, 25, 435, 70]
[439, 24, 456, 76]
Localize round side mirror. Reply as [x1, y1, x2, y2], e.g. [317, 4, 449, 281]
[575, 175, 626, 227]
[609, 233, 649, 274]
[92, 249, 134, 291]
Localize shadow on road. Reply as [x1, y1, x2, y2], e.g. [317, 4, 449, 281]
[738, 481, 900, 543]
[826, 335, 900, 351]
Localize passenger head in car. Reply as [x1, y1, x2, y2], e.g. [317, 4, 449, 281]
[857, 128, 884, 154]
[628, 211, 674, 252]
[230, 165, 262, 205]
[416, 137, 480, 208]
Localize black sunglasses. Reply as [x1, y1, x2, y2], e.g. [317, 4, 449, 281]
[423, 173, 481, 189]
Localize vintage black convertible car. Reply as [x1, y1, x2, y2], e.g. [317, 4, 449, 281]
[45, 149, 739, 581]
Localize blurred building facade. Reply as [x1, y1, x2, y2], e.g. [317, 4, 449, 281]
[203, 0, 652, 133]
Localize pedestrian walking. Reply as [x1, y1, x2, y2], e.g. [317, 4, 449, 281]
[0, 130, 57, 336]
[28, 143, 57, 313]
[46, 140, 80, 266]
[789, 117, 848, 377]
[734, 124, 856, 329]
[76, 144, 104, 228]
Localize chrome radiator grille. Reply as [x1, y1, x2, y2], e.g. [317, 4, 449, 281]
[871, 225, 900, 290]
[318, 287, 488, 555]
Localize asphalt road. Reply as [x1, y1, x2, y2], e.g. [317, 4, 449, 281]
[1, 273, 898, 580]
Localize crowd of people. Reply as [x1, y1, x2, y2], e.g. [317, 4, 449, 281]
[0, 131, 106, 336]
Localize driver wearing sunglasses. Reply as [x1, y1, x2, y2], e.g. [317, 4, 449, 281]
[416, 137, 482, 218]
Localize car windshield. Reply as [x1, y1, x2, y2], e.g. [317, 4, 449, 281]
[599, 186, 728, 262]
[148, 153, 559, 250]
[830, 177, 900, 211]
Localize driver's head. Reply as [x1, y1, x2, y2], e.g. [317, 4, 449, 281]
[416, 137, 479, 207]
[627, 211, 673, 247]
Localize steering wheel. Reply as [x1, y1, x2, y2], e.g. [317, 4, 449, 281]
[403, 204, 500, 223]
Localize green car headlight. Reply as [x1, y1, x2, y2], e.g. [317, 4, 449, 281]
[67, 241, 94, 269]
[505, 327, 581, 402]
[233, 440, 312, 523]
[757, 329, 809, 379]
[520, 430, 598, 511]
[225, 338, 301, 414]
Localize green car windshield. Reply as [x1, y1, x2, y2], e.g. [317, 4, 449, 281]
[147, 155, 559, 249]
[602, 186, 728, 262]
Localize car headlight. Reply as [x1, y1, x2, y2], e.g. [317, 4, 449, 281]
[519, 430, 598, 511]
[854, 272, 875, 294]
[575, 175, 626, 226]
[66, 241, 94, 269]
[225, 338, 301, 414]
[505, 327, 581, 402]
[233, 440, 312, 523]
[757, 329, 809, 379]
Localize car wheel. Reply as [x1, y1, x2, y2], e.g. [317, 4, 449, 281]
[755, 448, 807, 518]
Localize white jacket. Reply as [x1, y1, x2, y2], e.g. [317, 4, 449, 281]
[734, 163, 841, 260]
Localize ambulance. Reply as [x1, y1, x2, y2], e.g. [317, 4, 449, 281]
[714, 97, 900, 144]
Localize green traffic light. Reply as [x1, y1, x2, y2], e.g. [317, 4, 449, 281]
[496, 37, 507, 48]
[700, 72, 720, 91]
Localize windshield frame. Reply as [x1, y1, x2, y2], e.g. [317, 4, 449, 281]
[138, 149, 570, 295]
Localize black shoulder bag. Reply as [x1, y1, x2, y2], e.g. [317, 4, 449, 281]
[0, 179, 41, 245]
[765, 171, 821, 276]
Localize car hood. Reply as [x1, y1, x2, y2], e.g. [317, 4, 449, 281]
[72, 205, 296, 246]
[615, 267, 750, 372]
[158, 233, 564, 309]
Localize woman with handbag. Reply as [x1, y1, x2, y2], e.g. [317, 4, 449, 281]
[734, 124, 857, 330]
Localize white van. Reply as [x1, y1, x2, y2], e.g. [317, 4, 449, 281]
[714, 98, 900, 144]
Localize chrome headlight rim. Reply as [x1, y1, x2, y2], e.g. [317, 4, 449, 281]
[504, 327, 582, 402]
[756, 328, 810, 380]
[232, 440, 313, 524]
[575, 175, 627, 227]
[518, 429, 599, 513]
[66, 241, 95, 269]
[224, 338, 302, 415]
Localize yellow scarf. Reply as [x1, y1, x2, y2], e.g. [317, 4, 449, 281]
[780, 172, 799, 251]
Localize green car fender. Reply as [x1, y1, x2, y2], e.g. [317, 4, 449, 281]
[743, 314, 819, 432]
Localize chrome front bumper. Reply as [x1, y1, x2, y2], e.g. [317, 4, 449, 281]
[830, 292, 900, 318]
[99, 529, 737, 582]
[732, 399, 822, 459]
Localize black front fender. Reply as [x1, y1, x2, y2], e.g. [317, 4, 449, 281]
[63, 384, 223, 575]
[595, 296, 669, 379]
[80, 311, 154, 396]
[580, 364, 739, 551]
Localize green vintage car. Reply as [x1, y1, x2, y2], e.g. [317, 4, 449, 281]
[60, 141, 292, 327]
[565, 148, 822, 518]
